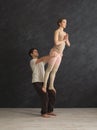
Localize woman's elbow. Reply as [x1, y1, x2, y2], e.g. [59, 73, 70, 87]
[54, 41, 59, 45]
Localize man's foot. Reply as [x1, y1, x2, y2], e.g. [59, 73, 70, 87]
[41, 114, 51, 118]
[47, 112, 56, 116]
[42, 87, 46, 93]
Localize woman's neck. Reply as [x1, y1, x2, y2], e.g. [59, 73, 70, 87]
[59, 27, 64, 31]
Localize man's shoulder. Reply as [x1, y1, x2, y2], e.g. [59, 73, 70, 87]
[30, 59, 37, 65]
[30, 59, 37, 62]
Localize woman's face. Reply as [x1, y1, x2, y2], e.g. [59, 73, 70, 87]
[59, 19, 67, 28]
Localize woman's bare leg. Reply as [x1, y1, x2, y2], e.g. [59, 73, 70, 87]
[42, 64, 53, 92]
[42, 56, 57, 93]
[49, 55, 62, 92]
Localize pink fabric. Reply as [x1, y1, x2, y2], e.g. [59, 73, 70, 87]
[48, 49, 62, 66]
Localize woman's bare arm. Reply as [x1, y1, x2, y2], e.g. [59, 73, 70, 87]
[65, 33, 70, 47]
[54, 30, 66, 45]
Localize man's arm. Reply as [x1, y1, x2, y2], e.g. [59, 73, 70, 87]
[36, 55, 50, 64]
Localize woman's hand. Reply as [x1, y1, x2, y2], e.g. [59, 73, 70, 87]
[64, 33, 68, 41]
[65, 33, 70, 47]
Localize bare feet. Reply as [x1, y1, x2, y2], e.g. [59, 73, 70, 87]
[49, 87, 56, 93]
[41, 114, 50, 118]
[53, 88, 56, 93]
[47, 112, 56, 116]
[42, 87, 46, 93]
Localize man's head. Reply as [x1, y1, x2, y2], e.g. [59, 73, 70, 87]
[57, 18, 67, 29]
[28, 48, 39, 58]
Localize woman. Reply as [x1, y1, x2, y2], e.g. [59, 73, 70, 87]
[36, 18, 71, 93]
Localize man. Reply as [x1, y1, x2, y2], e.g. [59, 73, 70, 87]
[28, 48, 56, 118]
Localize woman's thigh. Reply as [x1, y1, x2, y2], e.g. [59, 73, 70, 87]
[48, 49, 59, 66]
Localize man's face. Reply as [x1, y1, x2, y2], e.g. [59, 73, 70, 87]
[59, 19, 67, 28]
[32, 49, 39, 57]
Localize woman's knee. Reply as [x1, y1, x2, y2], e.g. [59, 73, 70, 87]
[46, 65, 53, 73]
[51, 68, 57, 75]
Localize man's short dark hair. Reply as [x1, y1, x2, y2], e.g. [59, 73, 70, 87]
[28, 48, 38, 57]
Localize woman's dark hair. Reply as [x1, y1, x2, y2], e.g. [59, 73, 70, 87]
[57, 18, 65, 26]
[28, 48, 38, 57]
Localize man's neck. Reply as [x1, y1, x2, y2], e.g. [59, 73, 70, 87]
[32, 56, 38, 59]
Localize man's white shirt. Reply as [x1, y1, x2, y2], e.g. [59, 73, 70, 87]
[30, 59, 45, 83]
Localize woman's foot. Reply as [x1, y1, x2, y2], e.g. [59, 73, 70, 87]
[42, 87, 47, 93]
[48, 87, 56, 93]
[41, 114, 50, 118]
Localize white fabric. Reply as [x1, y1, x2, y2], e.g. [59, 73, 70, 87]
[30, 59, 45, 83]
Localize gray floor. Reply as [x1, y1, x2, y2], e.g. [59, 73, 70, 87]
[0, 108, 97, 130]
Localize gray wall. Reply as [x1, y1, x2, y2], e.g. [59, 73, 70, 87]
[0, 0, 97, 107]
